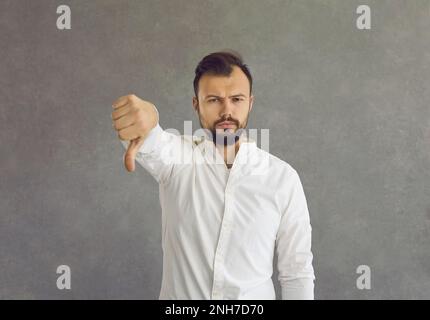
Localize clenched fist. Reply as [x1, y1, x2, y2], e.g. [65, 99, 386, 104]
[111, 94, 159, 172]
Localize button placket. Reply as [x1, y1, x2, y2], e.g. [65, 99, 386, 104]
[212, 223, 227, 299]
[210, 141, 247, 300]
[211, 178, 236, 300]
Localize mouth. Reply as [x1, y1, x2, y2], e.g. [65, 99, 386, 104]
[216, 121, 236, 129]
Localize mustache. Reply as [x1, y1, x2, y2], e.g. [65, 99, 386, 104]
[214, 117, 240, 127]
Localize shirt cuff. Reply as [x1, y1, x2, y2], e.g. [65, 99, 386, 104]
[137, 123, 163, 154]
[281, 278, 315, 300]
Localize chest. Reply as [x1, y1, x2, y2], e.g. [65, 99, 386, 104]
[162, 163, 282, 241]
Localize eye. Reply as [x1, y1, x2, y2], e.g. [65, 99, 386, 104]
[233, 97, 244, 102]
[208, 98, 218, 103]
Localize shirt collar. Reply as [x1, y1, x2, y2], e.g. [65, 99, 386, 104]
[194, 129, 256, 148]
[193, 130, 258, 169]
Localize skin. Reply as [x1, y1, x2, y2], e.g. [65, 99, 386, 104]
[112, 66, 254, 172]
[111, 94, 159, 172]
[192, 65, 254, 168]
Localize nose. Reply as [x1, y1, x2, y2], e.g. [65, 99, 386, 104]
[220, 99, 234, 119]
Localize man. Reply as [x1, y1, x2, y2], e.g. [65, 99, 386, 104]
[111, 50, 315, 299]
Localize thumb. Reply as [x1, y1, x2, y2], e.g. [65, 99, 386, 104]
[124, 137, 144, 172]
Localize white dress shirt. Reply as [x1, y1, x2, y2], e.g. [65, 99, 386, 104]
[120, 120, 315, 300]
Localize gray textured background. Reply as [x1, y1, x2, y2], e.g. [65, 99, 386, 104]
[1, 0, 429, 299]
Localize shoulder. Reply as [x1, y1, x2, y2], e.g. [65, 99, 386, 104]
[254, 146, 299, 180]
[252, 147, 309, 216]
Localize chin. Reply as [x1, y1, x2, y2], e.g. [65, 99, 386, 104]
[211, 128, 245, 146]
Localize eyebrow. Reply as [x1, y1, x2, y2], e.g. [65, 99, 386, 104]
[205, 94, 247, 100]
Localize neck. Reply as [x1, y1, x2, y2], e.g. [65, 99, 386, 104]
[216, 140, 241, 169]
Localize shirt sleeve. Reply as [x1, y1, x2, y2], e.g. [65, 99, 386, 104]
[120, 120, 187, 184]
[276, 169, 316, 300]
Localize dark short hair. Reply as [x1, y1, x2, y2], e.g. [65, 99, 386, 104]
[193, 50, 253, 98]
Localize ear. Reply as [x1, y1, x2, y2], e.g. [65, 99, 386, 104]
[192, 96, 199, 113]
[249, 94, 254, 112]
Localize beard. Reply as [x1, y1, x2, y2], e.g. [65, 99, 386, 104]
[198, 112, 250, 146]
[212, 127, 244, 146]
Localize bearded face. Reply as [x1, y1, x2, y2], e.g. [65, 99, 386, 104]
[193, 66, 254, 146]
